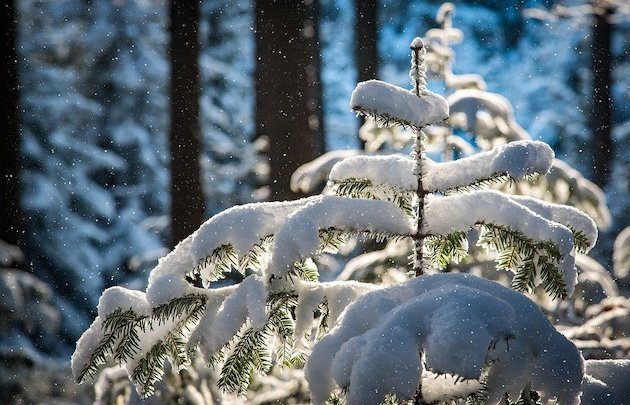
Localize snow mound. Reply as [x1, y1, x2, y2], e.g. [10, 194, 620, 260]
[305, 273, 583, 405]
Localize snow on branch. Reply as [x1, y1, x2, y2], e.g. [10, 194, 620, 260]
[71, 286, 210, 396]
[350, 80, 448, 129]
[305, 273, 583, 405]
[428, 140, 554, 192]
[145, 198, 321, 288]
[73, 267, 377, 397]
[267, 195, 413, 280]
[329, 154, 415, 192]
[328, 140, 553, 198]
[509, 194, 598, 253]
[425, 190, 578, 297]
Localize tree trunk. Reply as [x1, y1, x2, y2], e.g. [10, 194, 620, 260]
[355, 0, 378, 148]
[255, 0, 325, 201]
[1, 0, 22, 247]
[590, 4, 613, 187]
[169, 0, 205, 247]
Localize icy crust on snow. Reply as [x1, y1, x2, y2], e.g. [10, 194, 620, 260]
[328, 140, 553, 193]
[509, 195, 598, 251]
[425, 190, 578, 294]
[350, 80, 448, 128]
[305, 273, 583, 405]
[267, 195, 412, 279]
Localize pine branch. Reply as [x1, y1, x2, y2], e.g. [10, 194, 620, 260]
[238, 235, 274, 273]
[477, 223, 567, 298]
[441, 172, 519, 195]
[511, 258, 536, 293]
[191, 236, 274, 284]
[191, 244, 238, 283]
[425, 232, 468, 269]
[131, 338, 169, 398]
[152, 294, 208, 325]
[77, 308, 146, 383]
[112, 314, 149, 364]
[353, 107, 426, 132]
[318, 228, 349, 254]
[568, 227, 590, 254]
[293, 258, 320, 282]
[539, 259, 568, 300]
[328, 178, 415, 216]
[466, 393, 486, 405]
[316, 299, 330, 341]
[217, 292, 299, 394]
[130, 295, 207, 397]
[318, 227, 409, 256]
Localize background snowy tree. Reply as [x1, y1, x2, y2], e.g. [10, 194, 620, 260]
[18, 0, 170, 344]
[199, 0, 260, 215]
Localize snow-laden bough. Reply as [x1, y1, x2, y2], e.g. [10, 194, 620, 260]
[305, 273, 584, 405]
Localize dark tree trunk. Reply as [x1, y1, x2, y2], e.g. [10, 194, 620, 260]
[1, 0, 22, 247]
[590, 4, 613, 187]
[255, 0, 325, 201]
[169, 0, 204, 247]
[355, 0, 378, 147]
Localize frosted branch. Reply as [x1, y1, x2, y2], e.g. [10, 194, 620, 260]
[328, 140, 554, 195]
[351, 80, 448, 130]
[267, 196, 413, 280]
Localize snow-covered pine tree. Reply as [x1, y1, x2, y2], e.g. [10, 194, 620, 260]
[72, 35, 597, 404]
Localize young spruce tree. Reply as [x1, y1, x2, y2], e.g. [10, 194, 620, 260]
[72, 32, 598, 404]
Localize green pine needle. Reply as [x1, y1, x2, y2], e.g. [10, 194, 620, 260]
[425, 232, 468, 269]
[328, 178, 415, 217]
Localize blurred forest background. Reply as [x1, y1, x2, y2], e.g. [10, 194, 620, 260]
[1, 0, 628, 402]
